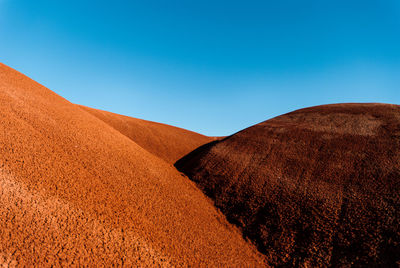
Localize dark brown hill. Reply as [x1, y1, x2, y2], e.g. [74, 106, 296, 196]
[176, 103, 400, 267]
[0, 63, 266, 266]
[79, 105, 213, 164]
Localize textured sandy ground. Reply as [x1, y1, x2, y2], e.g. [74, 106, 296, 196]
[79, 105, 213, 164]
[176, 103, 400, 267]
[0, 63, 266, 266]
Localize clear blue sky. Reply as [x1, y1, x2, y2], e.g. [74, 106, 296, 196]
[1, 0, 399, 136]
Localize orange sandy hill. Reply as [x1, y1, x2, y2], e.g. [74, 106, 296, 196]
[176, 103, 400, 267]
[0, 63, 266, 266]
[79, 105, 213, 164]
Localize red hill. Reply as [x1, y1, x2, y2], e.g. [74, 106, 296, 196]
[0, 63, 265, 266]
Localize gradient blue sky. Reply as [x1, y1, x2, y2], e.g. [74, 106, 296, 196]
[1, 0, 399, 135]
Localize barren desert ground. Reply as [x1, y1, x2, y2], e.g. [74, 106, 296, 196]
[0, 62, 399, 266]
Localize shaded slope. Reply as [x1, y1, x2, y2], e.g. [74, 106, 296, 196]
[79, 105, 213, 164]
[0, 63, 266, 266]
[176, 103, 400, 267]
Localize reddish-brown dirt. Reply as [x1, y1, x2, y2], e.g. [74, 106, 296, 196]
[176, 103, 400, 267]
[79, 105, 213, 164]
[0, 63, 266, 266]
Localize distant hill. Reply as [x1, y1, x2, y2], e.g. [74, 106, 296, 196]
[79, 105, 212, 164]
[176, 103, 400, 267]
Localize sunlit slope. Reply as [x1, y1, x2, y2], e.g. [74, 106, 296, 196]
[0, 63, 265, 266]
[176, 103, 400, 267]
[79, 105, 212, 164]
